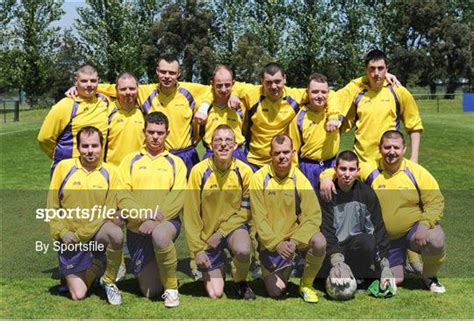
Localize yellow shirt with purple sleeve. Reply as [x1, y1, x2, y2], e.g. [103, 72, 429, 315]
[359, 159, 444, 240]
[47, 158, 121, 243]
[105, 101, 145, 166]
[249, 164, 321, 251]
[184, 158, 253, 257]
[38, 95, 109, 174]
[119, 148, 187, 233]
[337, 77, 423, 162]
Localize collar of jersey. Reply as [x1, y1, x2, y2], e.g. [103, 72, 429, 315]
[141, 147, 170, 159]
[208, 157, 236, 176]
[362, 77, 390, 90]
[115, 100, 139, 112]
[73, 95, 99, 104]
[267, 163, 296, 183]
[75, 157, 103, 173]
[378, 158, 408, 176]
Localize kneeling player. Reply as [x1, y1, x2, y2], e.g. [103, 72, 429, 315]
[118, 112, 187, 307]
[48, 126, 124, 304]
[184, 125, 256, 300]
[317, 151, 395, 298]
[249, 134, 326, 302]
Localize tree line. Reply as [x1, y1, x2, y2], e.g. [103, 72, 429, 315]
[0, 0, 472, 106]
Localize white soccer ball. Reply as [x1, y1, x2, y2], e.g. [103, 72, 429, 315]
[325, 277, 357, 301]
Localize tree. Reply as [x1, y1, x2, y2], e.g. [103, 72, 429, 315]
[233, 32, 272, 83]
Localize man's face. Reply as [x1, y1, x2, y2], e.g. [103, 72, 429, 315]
[335, 159, 359, 190]
[212, 69, 234, 101]
[78, 131, 102, 168]
[365, 59, 387, 88]
[210, 128, 236, 162]
[76, 72, 98, 99]
[145, 122, 168, 153]
[156, 60, 180, 90]
[262, 71, 286, 100]
[270, 137, 294, 174]
[307, 80, 329, 111]
[379, 137, 406, 167]
[116, 77, 138, 106]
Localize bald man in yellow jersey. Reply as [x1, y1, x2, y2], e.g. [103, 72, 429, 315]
[250, 134, 326, 303]
[118, 112, 187, 307]
[320, 130, 446, 293]
[337, 49, 423, 163]
[39, 64, 109, 176]
[48, 126, 124, 305]
[184, 125, 256, 300]
[289, 73, 340, 191]
[105, 72, 145, 166]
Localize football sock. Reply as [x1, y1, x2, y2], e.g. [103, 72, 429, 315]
[102, 247, 123, 284]
[154, 243, 178, 289]
[300, 251, 324, 287]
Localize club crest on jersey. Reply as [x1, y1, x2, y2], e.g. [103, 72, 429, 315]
[117, 119, 124, 123]
[267, 191, 276, 196]
[139, 166, 147, 170]
[377, 184, 386, 188]
[72, 181, 81, 186]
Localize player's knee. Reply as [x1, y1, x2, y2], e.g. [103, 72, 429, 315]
[108, 226, 124, 248]
[267, 285, 285, 298]
[232, 246, 251, 262]
[69, 288, 87, 301]
[207, 286, 224, 299]
[428, 232, 445, 253]
[310, 233, 326, 256]
[151, 231, 172, 249]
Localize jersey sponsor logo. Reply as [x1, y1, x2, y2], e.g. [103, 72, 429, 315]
[208, 183, 218, 189]
[211, 117, 219, 122]
[262, 108, 269, 112]
[134, 120, 143, 124]
[267, 191, 276, 196]
[174, 103, 186, 107]
[156, 168, 169, 172]
[92, 184, 104, 189]
[117, 119, 124, 123]
[138, 166, 147, 170]
[377, 184, 386, 188]
[228, 117, 237, 122]
[72, 181, 81, 186]
[83, 107, 89, 112]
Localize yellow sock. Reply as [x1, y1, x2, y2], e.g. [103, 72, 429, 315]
[232, 257, 250, 283]
[422, 250, 446, 278]
[154, 244, 178, 289]
[407, 249, 423, 265]
[102, 247, 123, 284]
[85, 258, 103, 288]
[189, 252, 197, 271]
[300, 251, 324, 288]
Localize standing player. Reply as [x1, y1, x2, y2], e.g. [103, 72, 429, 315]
[289, 73, 340, 191]
[184, 125, 256, 300]
[317, 151, 395, 294]
[105, 72, 145, 166]
[39, 64, 109, 175]
[320, 131, 446, 293]
[119, 112, 187, 307]
[337, 49, 423, 163]
[249, 134, 326, 302]
[48, 126, 124, 304]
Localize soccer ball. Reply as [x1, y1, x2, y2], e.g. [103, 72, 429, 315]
[325, 277, 357, 301]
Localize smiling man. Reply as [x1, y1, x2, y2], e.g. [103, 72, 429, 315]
[249, 134, 326, 303]
[184, 125, 256, 300]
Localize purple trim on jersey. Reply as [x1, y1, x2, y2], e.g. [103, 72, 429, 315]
[366, 168, 381, 186]
[259, 249, 292, 273]
[299, 157, 336, 191]
[296, 109, 307, 144]
[387, 84, 401, 131]
[164, 155, 176, 190]
[284, 95, 300, 114]
[129, 153, 144, 174]
[236, 107, 243, 120]
[200, 167, 213, 195]
[403, 168, 424, 212]
[97, 93, 109, 104]
[248, 162, 261, 173]
[202, 146, 248, 163]
[388, 222, 419, 267]
[142, 89, 158, 115]
[107, 106, 118, 125]
[178, 87, 196, 145]
[245, 95, 265, 152]
[169, 146, 199, 177]
[58, 165, 78, 207]
[353, 89, 368, 127]
[263, 174, 271, 189]
[52, 102, 80, 176]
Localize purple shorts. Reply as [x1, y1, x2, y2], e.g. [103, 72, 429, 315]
[198, 225, 249, 273]
[170, 146, 200, 178]
[259, 249, 293, 273]
[202, 146, 248, 163]
[299, 157, 336, 191]
[57, 236, 105, 276]
[126, 217, 181, 275]
[388, 223, 419, 267]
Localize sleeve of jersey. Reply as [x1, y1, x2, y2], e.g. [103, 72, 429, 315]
[291, 177, 321, 246]
[160, 159, 187, 220]
[320, 167, 336, 181]
[231, 82, 258, 101]
[180, 82, 211, 101]
[288, 114, 303, 157]
[417, 167, 444, 228]
[183, 167, 208, 256]
[249, 174, 283, 251]
[317, 191, 342, 255]
[218, 167, 252, 237]
[326, 90, 341, 121]
[336, 78, 363, 132]
[366, 186, 390, 266]
[97, 84, 117, 98]
[37, 101, 71, 159]
[47, 162, 69, 241]
[398, 86, 423, 133]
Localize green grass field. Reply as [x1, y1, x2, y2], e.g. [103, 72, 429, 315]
[1, 97, 473, 319]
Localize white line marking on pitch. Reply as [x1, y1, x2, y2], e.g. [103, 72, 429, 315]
[0, 127, 39, 136]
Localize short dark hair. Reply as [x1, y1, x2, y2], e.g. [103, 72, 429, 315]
[270, 133, 292, 151]
[308, 73, 328, 87]
[365, 49, 388, 67]
[212, 64, 234, 81]
[261, 62, 285, 78]
[75, 63, 98, 78]
[336, 150, 359, 167]
[212, 124, 235, 141]
[157, 53, 179, 66]
[380, 130, 406, 145]
[145, 111, 169, 131]
[115, 71, 138, 87]
[76, 126, 103, 148]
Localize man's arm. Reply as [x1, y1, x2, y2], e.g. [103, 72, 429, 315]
[37, 100, 72, 159]
[409, 130, 421, 163]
